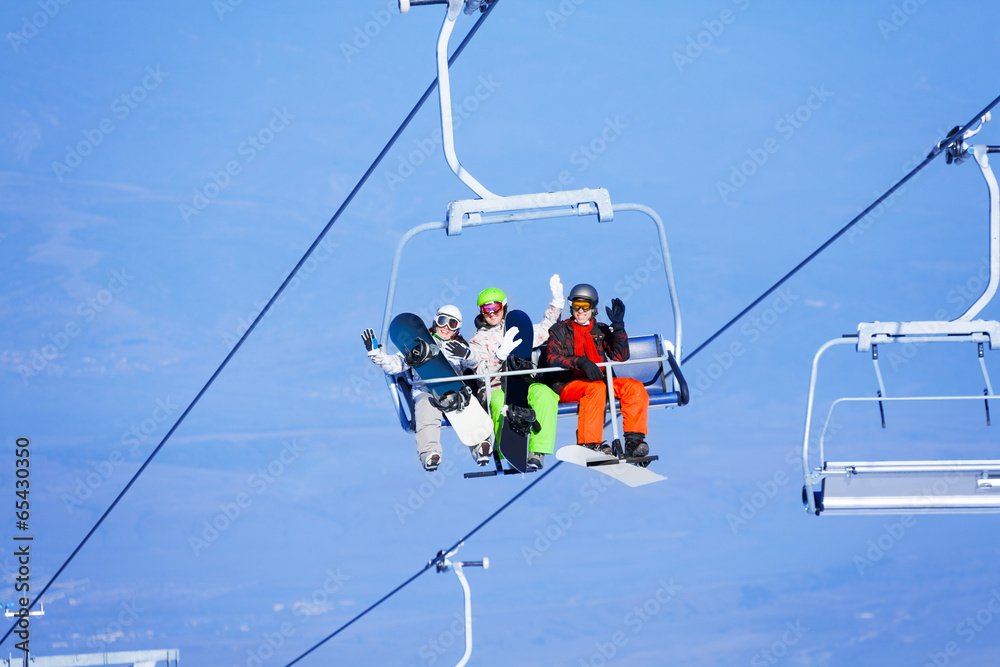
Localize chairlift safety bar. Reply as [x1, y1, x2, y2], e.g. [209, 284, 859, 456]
[824, 460, 1000, 474]
[417, 346, 676, 385]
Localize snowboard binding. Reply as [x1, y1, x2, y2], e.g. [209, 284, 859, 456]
[611, 437, 656, 468]
[403, 338, 438, 368]
[504, 405, 537, 438]
[431, 385, 473, 413]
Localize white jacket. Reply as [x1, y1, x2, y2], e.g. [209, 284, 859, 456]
[368, 338, 480, 398]
[470, 300, 562, 389]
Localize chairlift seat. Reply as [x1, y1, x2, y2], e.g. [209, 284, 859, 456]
[811, 460, 1000, 514]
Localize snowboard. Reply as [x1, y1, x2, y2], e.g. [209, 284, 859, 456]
[497, 309, 536, 473]
[555, 445, 666, 487]
[389, 313, 493, 449]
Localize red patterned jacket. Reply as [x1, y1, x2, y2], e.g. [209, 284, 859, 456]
[542, 318, 629, 394]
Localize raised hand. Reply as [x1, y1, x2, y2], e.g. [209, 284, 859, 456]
[361, 328, 379, 353]
[496, 326, 522, 362]
[606, 298, 625, 330]
[549, 274, 565, 308]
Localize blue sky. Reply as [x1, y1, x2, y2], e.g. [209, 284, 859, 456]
[3, 1, 1000, 665]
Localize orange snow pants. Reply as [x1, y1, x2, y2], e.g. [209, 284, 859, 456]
[559, 377, 649, 445]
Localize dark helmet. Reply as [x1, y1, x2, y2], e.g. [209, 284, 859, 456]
[568, 283, 599, 307]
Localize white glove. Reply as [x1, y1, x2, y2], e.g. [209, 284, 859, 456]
[496, 326, 521, 362]
[549, 274, 565, 309]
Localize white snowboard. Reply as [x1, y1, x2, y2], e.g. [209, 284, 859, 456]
[555, 445, 666, 487]
[443, 399, 494, 448]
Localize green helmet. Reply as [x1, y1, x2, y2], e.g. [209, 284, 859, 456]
[477, 287, 507, 307]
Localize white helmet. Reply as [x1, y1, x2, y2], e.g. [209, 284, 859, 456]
[435, 304, 463, 329]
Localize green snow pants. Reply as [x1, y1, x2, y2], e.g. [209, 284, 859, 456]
[488, 382, 559, 455]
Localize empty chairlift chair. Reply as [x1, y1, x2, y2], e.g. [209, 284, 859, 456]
[801, 115, 1000, 515]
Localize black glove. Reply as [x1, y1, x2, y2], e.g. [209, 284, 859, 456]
[361, 328, 379, 353]
[445, 340, 471, 359]
[606, 298, 626, 331]
[578, 357, 605, 382]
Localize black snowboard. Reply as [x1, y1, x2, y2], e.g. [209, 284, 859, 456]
[497, 309, 535, 473]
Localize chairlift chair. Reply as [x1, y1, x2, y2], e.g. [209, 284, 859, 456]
[801, 114, 1000, 515]
[380, 0, 689, 475]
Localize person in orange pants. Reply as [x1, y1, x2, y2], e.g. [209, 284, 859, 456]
[542, 283, 650, 458]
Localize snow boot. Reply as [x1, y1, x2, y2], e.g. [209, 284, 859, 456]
[423, 452, 441, 471]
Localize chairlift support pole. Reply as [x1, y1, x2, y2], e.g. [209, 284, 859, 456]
[433, 544, 488, 667]
[402, 0, 497, 198]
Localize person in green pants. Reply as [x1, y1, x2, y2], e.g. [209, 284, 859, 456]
[470, 277, 563, 470]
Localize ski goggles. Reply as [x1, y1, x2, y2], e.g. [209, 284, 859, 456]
[480, 302, 504, 315]
[434, 314, 461, 330]
[571, 300, 594, 311]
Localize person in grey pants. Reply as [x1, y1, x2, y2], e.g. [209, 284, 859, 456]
[362, 305, 490, 471]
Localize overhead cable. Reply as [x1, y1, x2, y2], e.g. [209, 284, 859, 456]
[0, 1, 500, 649]
[683, 93, 1000, 366]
